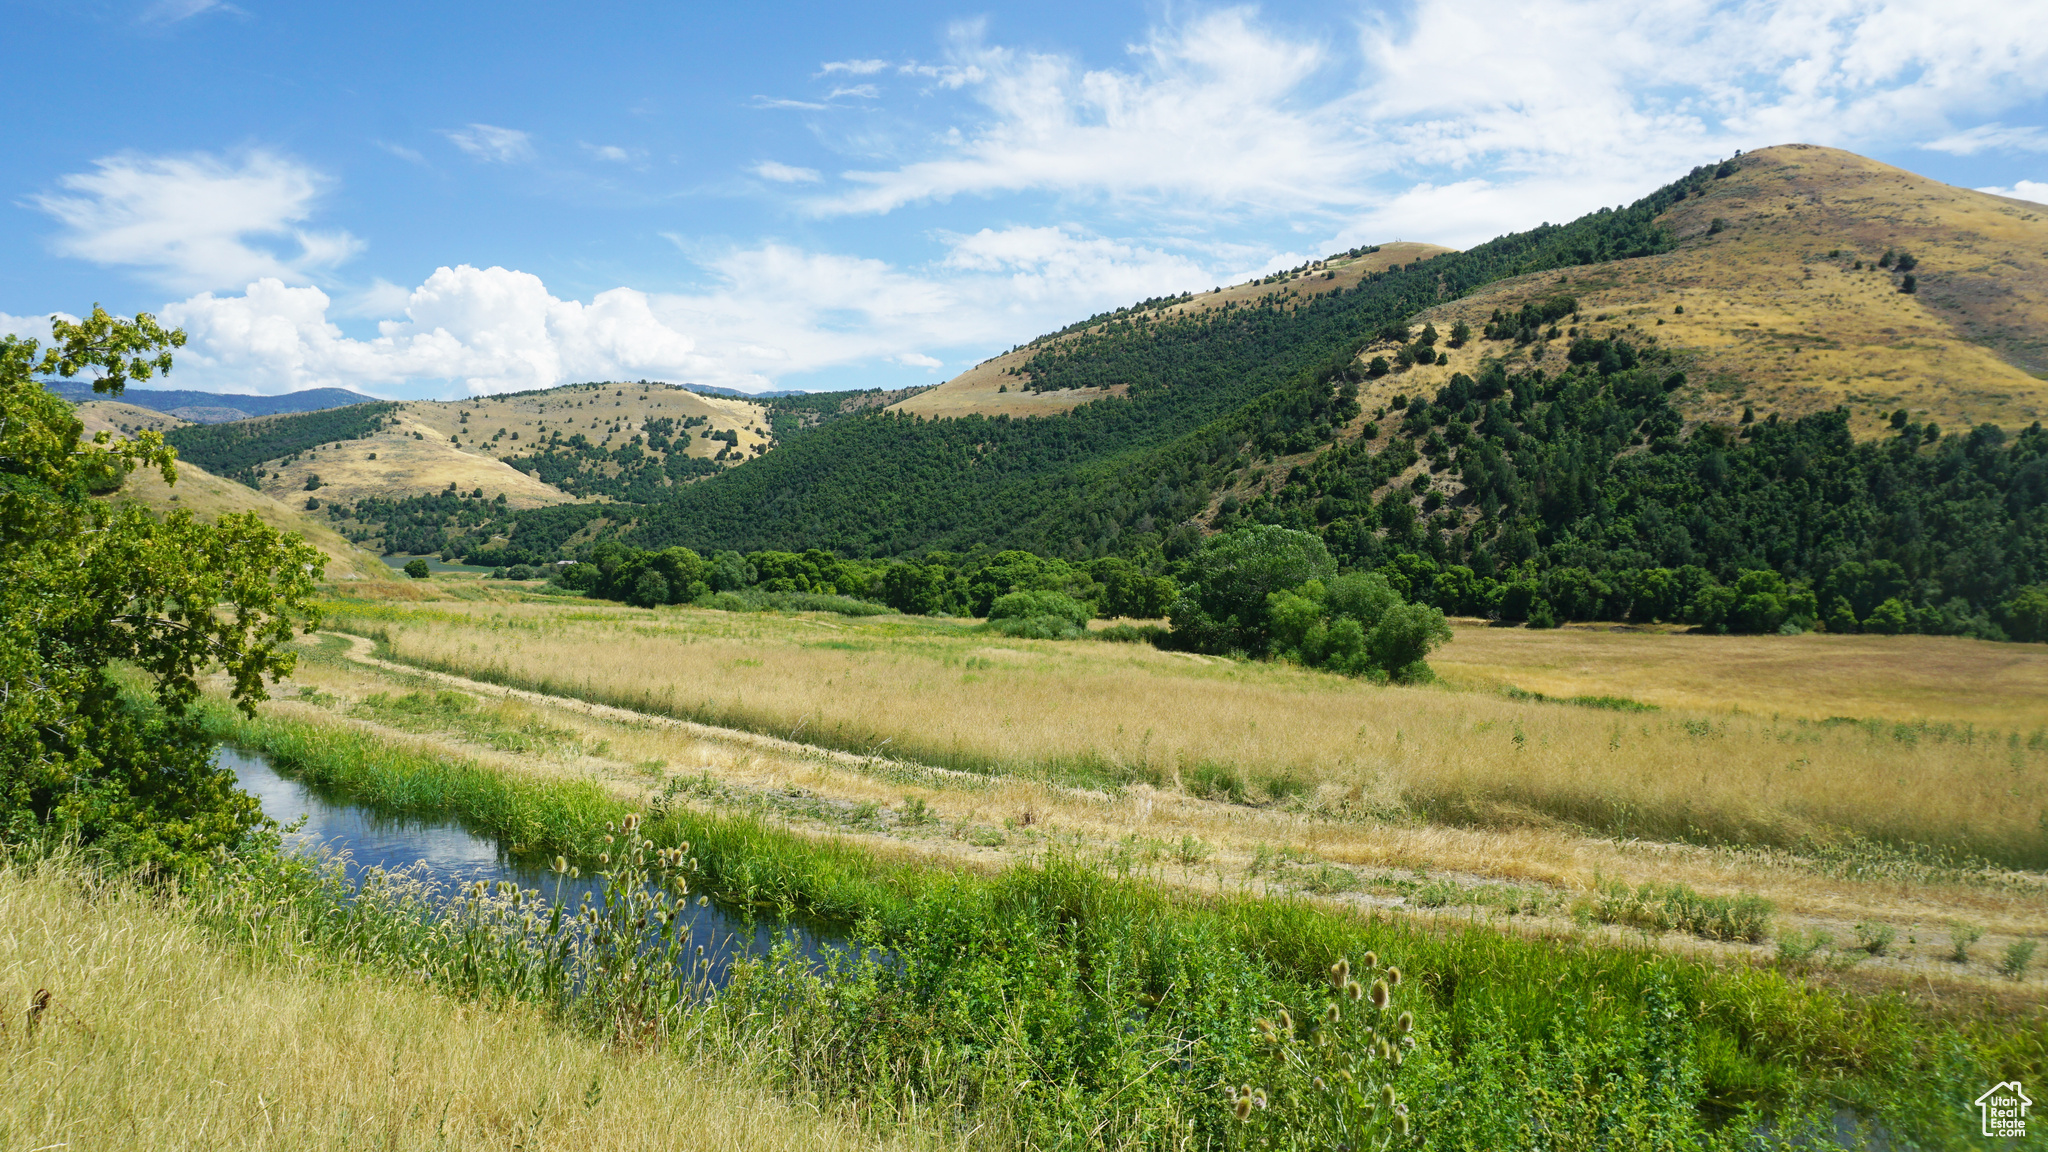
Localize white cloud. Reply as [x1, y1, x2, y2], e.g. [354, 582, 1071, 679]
[135, 224, 1246, 396]
[828, 84, 880, 100]
[753, 161, 822, 183]
[750, 96, 829, 111]
[820, 59, 889, 75]
[444, 124, 535, 163]
[800, 1, 2048, 246]
[585, 143, 635, 162]
[28, 150, 361, 294]
[1927, 124, 2048, 155]
[0, 311, 72, 344]
[1978, 180, 2048, 204]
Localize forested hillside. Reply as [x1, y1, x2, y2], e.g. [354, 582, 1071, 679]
[620, 167, 1696, 558]
[164, 402, 402, 486]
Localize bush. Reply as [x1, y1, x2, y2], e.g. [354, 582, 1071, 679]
[983, 615, 1084, 640]
[2001, 940, 2037, 980]
[1094, 623, 1168, 644]
[403, 558, 430, 579]
[987, 589, 1090, 626]
[505, 564, 538, 581]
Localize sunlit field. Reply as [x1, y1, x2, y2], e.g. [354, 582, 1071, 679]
[322, 595, 2048, 870]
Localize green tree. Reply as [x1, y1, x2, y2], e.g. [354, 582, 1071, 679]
[2001, 585, 2048, 643]
[629, 569, 670, 608]
[403, 558, 430, 579]
[1862, 598, 1910, 635]
[1, 307, 321, 873]
[1170, 525, 1334, 655]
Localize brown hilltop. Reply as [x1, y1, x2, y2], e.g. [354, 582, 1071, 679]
[1394, 144, 2048, 436]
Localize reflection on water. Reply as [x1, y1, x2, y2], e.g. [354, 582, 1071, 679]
[219, 745, 835, 983]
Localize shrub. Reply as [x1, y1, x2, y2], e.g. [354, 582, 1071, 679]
[403, 558, 430, 580]
[505, 564, 538, 581]
[1948, 924, 1985, 963]
[2001, 940, 2037, 980]
[987, 589, 1090, 627]
[983, 615, 1083, 640]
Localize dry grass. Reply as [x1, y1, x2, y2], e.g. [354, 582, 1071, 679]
[1406, 144, 2048, 436]
[266, 626, 2048, 992]
[893, 243, 1456, 420]
[335, 599, 2048, 868]
[244, 381, 771, 511]
[0, 857, 907, 1151]
[104, 457, 400, 584]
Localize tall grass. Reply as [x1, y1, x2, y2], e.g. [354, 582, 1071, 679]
[196, 703, 2044, 1149]
[0, 855, 903, 1152]
[327, 600, 2048, 868]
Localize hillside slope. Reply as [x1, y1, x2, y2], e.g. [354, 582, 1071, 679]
[895, 242, 1455, 419]
[105, 457, 399, 583]
[1395, 145, 2048, 436]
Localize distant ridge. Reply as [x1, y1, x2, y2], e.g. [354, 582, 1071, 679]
[42, 382, 380, 423]
[677, 382, 810, 399]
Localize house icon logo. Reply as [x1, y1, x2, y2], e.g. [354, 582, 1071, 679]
[1977, 1081, 2031, 1138]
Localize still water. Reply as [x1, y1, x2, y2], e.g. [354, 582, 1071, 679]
[218, 745, 839, 984]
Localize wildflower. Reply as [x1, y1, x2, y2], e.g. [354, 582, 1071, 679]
[1362, 950, 1378, 969]
[1234, 1096, 1252, 1121]
[553, 856, 568, 874]
[1252, 1089, 1268, 1110]
[604, 834, 615, 844]
[599, 852, 610, 865]
[1369, 979, 1390, 1010]
[570, 867, 580, 879]
[1345, 979, 1364, 1001]
[1329, 958, 1350, 988]
[697, 895, 709, 907]
[1325, 1003, 1341, 1024]
[1396, 1010, 1414, 1033]
[1385, 966, 1403, 986]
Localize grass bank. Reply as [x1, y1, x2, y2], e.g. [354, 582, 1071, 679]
[202, 700, 2045, 1150]
[0, 855, 903, 1152]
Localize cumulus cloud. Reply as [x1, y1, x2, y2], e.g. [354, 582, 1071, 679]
[444, 124, 535, 163]
[1978, 180, 2048, 204]
[753, 161, 822, 183]
[27, 150, 361, 294]
[138, 224, 1244, 396]
[585, 143, 635, 162]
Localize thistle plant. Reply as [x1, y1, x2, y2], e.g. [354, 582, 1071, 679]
[1229, 952, 1423, 1149]
[571, 813, 709, 1043]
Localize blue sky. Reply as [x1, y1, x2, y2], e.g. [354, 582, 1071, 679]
[4, 0, 2045, 398]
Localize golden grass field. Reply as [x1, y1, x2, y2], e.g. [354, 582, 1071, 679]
[0, 858, 906, 1152]
[320, 594, 2048, 874]
[893, 243, 1456, 420]
[1405, 144, 2048, 437]
[243, 596, 2045, 1003]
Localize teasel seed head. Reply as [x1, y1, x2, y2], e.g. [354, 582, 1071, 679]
[1345, 979, 1364, 1001]
[1329, 958, 1350, 988]
[1312, 1076, 1327, 1093]
[1386, 966, 1403, 986]
[1396, 1010, 1414, 1034]
[1277, 1009, 1293, 1034]
[1325, 1002, 1341, 1025]
[1252, 1089, 1267, 1110]
[1397, 1112, 1411, 1137]
[553, 856, 567, 874]
[1362, 950, 1378, 970]
[604, 833, 614, 844]
[1369, 979, 1390, 1010]
[1381, 1084, 1397, 1110]
[605, 821, 615, 833]
[622, 813, 641, 833]
[1233, 1096, 1251, 1121]
[697, 895, 709, 906]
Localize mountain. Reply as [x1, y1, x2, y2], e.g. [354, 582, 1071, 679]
[43, 383, 380, 423]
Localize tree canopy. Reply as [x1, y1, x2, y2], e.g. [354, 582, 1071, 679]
[2, 307, 322, 873]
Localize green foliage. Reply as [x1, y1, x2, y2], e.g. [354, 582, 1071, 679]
[403, 558, 429, 579]
[1586, 880, 1774, 943]
[1, 307, 319, 873]
[987, 588, 1091, 626]
[1169, 525, 1336, 655]
[162, 400, 400, 487]
[2002, 584, 2048, 642]
[2001, 940, 2037, 980]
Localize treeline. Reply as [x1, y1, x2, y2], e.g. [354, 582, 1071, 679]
[164, 401, 400, 485]
[329, 487, 516, 556]
[505, 430, 723, 502]
[553, 542, 1179, 621]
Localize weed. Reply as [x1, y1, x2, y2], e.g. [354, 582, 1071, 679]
[1172, 834, 1213, 865]
[1948, 923, 1985, 963]
[897, 796, 934, 826]
[2000, 940, 2038, 981]
[1587, 879, 1773, 942]
[1775, 929, 1834, 967]
[1852, 922, 1897, 956]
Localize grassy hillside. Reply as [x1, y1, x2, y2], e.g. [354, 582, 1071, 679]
[106, 455, 399, 583]
[896, 242, 1455, 419]
[72, 398, 192, 438]
[1400, 145, 2048, 436]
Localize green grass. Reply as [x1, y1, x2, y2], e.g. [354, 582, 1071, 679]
[203, 701, 2042, 1150]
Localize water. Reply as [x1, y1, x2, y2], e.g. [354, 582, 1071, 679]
[219, 745, 840, 984]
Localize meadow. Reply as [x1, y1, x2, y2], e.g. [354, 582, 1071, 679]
[320, 594, 2048, 871]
